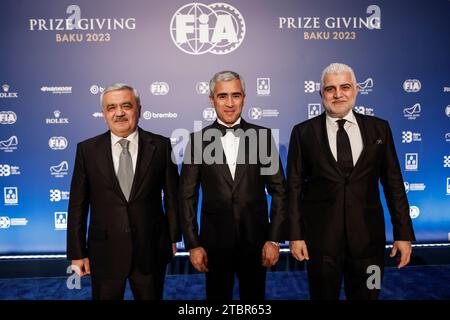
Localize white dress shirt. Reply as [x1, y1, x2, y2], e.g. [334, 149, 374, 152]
[218, 118, 241, 180]
[111, 130, 139, 174]
[325, 110, 363, 166]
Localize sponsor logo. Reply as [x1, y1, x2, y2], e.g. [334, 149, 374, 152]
[403, 103, 421, 120]
[40, 86, 72, 94]
[401, 131, 422, 143]
[409, 206, 420, 219]
[50, 189, 70, 202]
[0, 84, 18, 98]
[46, 110, 69, 124]
[0, 164, 21, 177]
[0, 216, 28, 229]
[357, 78, 373, 94]
[404, 181, 426, 193]
[4, 187, 18, 205]
[444, 155, 450, 168]
[308, 104, 322, 119]
[196, 82, 210, 95]
[142, 111, 178, 119]
[54, 212, 67, 230]
[0, 136, 18, 152]
[50, 161, 69, 178]
[405, 153, 418, 171]
[248, 107, 279, 120]
[304, 81, 320, 93]
[90, 85, 104, 95]
[354, 106, 374, 116]
[257, 78, 270, 96]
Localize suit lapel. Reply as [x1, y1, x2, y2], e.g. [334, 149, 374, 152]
[95, 131, 127, 201]
[312, 113, 342, 174]
[209, 121, 234, 188]
[129, 128, 156, 201]
[232, 119, 249, 191]
[351, 112, 369, 175]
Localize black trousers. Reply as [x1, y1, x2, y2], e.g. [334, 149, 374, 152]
[91, 263, 166, 300]
[306, 249, 384, 300]
[205, 244, 267, 301]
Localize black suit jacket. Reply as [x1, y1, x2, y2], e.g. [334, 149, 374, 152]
[287, 112, 415, 259]
[67, 127, 180, 279]
[179, 119, 287, 250]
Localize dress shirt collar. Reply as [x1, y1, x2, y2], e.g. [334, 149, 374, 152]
[217, 117, 241, 128]
[110, 129, 138, 146]
[326, 110, 356, 127]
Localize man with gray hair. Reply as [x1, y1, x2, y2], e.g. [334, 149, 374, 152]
[67, 83, 180, 299]
[287, 63, 415, 299]
[180, 70, 287, 300]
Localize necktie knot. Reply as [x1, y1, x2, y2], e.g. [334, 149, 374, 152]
[336, 119, 347, 129]
[118, 139, 130, 152]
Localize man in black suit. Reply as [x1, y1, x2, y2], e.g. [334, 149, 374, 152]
[67, 83, 180, 300]
[179, 71, 287, 300]
[288, 63, 415, 300]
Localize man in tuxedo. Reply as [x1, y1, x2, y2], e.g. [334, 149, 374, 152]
[288, 63, 415, 300]
[67, 83, 180, 300]
[179, 71, 287, 300]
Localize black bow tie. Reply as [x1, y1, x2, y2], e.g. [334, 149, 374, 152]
[216, 123, 242, 136]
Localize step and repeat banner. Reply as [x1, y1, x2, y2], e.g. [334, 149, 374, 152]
[1, 0, 449, 254]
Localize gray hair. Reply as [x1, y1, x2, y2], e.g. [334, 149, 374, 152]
[321, 63, 357, 88]
[209, 70, 246, 96]
[100, 83, 141, 107]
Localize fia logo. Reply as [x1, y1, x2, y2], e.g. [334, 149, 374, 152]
[49, 136, 68, 150]
[170, 3, 246, 55]
[150, 82, 169, 95]
[203, 107, 217, 121]
[403, 79, 421, 93]
[0, 111, 17, 124]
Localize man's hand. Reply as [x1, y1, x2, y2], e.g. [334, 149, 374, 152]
[262, 241, 280, 267]
[189, 246, 209, 272]
[290, 240, 309, 261]
[71, 258, 91, 276]
[390, 240, 412, 268]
